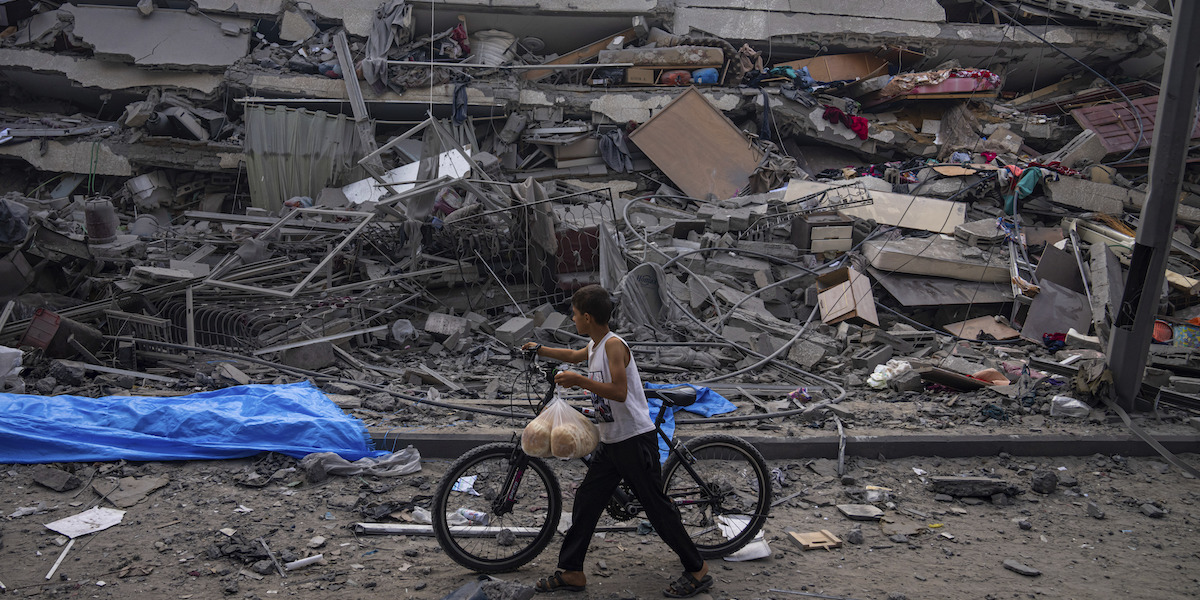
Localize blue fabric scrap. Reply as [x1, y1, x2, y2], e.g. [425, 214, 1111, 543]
[644, 383, 737, 463]
[0, 382, 384, 464]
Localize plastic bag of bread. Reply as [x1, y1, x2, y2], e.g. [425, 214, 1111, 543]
[521, 409, 553, 457]
[521, 395, 598, 459]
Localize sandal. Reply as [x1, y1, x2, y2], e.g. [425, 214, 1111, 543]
[663, 572, 713, 598]
[535, 571, 586, 593]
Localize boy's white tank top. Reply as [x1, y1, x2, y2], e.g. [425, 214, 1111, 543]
[586, 332, 655, 444]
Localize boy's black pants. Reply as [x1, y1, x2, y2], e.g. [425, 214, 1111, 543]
[557, 430, 704, 573]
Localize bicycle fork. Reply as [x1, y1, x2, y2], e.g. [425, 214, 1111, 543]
[492, 446, 532, 518]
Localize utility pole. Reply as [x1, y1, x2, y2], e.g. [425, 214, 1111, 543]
[1108, 1, 1200, 411]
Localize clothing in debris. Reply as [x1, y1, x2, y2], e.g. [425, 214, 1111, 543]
[598, 128, 635, 173]
[822, 105, 869, 140]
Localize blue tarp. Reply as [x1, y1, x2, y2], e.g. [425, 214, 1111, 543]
[0, 382, 385, 464]
[645, 383, 737, 463]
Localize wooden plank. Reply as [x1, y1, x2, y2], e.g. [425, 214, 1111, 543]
[522, 27, 637, 82]
[787, 530, 842, 550]
[627, 87, 762, 201]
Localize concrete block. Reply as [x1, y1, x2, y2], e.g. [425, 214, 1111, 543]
[539, 311, 571, 331]
[424, 312, 471, 340]
[464, 312, 494, 334]
[887, 369, 924, 393]
[121, 100, 154, 127]
[1169, 376, 1200, 395]
[787, 339, 828, 369]
[281, 342, 336, 371]
[1041, 129, 1107, 169]
[851, 344, 892, 370]
[727, 207, 752, 231]
[754, 269, 786, 303]
[981, 126, 1023, 155]
[531, 303, 557, 328]
[1045, 177, 1132, 215]
[496, 317, 536, 347]
[709, 211, 730, 234]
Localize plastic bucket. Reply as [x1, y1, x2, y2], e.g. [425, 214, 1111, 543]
[85, 197, 119, 244]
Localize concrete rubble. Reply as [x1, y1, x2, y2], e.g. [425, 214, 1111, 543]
[0, 0, 1199, 596]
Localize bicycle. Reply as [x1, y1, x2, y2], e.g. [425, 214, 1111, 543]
[431, 347, 772, 573]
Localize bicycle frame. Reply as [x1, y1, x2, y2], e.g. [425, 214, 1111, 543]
[506, 350, 711, 519]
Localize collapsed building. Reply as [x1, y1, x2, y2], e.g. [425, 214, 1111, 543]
[0, 0, 1198, 463]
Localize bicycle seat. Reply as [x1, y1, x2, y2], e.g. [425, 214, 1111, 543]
[643, 385, 697, 407]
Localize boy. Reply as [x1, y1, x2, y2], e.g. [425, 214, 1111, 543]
[522, 285, 712, 598]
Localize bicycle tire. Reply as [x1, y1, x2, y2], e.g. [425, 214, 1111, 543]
[432, 442, 562, 573]
[660, 434, 772, 558]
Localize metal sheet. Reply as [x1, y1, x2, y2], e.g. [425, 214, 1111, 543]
[1071, 95, 1200, 154]
[1019, 279, 1092, 342]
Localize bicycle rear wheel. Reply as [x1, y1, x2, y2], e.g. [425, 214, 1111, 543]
[660, 434, 771, 558]
[432, 442, 562, 573]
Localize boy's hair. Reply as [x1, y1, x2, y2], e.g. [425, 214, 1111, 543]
[571, 285, 613, 325]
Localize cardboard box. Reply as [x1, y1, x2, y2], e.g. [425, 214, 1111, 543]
[625, 68, 655, 85]
[777, 52, 889, 83]
[816, 266, 878, 326]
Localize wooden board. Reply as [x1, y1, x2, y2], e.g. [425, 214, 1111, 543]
[628, 87, 762, 201]
[522, 27, 637, 82]
[943, 316, 1020, 340]
[931, 163, 1000, 176]
[787, 530, 842, 550]
[918, 366, 989, 391]
[777, 53, 888, 83]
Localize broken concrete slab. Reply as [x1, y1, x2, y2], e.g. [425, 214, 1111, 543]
[1045, 177, 1139, 215]
[63, 5, 252, 69]
[785, 180, 967, 235]
[31, 466, 82, 492]
[597, 46, 724, 67]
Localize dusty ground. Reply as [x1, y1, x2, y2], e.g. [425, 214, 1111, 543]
[2, 436, 1199, 600]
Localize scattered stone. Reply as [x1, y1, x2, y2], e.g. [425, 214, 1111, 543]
[837, 504, 884, 521]
[961, 497, 985, 506]
[934, 494, 954, 503]
[845, 528, 864, 545]
[1141, 503, 1166, 519]
[30, 465, 81, 492]
[1017, 520, 1032, 531]
[1003, 559, 1041, 577]
[991, 493, 1011, 506]
[1030, 472, 1058, 495]
[1087, 501, 1105, 519]
[308, 536, 326, 549]
[496, 528, 516, 546]
[930, 476, 1014, 498]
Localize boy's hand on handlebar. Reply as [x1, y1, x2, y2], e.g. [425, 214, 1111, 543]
[554, 370, 586, 389]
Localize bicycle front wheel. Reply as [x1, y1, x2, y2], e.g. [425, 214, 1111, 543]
[660, 434, 771, 558]
[431, 442, 562, 573]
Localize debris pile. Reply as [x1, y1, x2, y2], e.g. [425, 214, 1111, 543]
[0, 0, 1197, 447]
